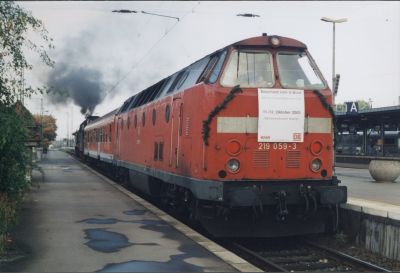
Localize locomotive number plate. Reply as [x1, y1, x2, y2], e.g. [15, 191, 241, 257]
[258, 142, 297, 150]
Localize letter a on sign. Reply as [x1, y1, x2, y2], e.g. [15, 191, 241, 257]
[350, 102, 358, 112]
[346, 101, 359, 113]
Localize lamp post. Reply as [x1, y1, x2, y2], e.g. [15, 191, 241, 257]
[320, 17, 347, 93]
[321, 17, 347, 179]
[41, 110, 49, 152]
[66, 112, 69, 147]
[40, 98, 43, 147]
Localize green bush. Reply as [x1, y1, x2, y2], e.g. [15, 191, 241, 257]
[0, 1, 53, 254]
[0, 195, 19, 253]
[0, 104, 30, 253]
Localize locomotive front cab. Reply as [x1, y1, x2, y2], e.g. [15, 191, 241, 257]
[199, 35, 347, 237]
[206, 38, 336, 181]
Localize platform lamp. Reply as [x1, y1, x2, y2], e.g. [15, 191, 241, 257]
[41, 110, 49, 148]
[66, 111, 69, 147]
[320, 17, 347, 103]
[321, 17, 347, 183]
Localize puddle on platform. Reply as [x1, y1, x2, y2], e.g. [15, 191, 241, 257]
[99, 254, 205, 272]
[79, 218, 119, 224]
[123, 209, 147, 216]
[84, 228, 133, 253]
[84, 228, 158, 253]
[78, 217, 156, 225]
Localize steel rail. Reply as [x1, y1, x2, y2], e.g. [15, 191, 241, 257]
[231, 240, 392, 272]
[232, 242, 288, 272]
[305, 241, 392, 272]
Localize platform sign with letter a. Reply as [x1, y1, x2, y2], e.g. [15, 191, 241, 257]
[258, 89, 305, 142]
[346, 101, 359, 114]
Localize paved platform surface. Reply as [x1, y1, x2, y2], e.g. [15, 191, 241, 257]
[336, 167, 400, 206]
[2, 150, 243, 272]
[335, 166, 400, 220]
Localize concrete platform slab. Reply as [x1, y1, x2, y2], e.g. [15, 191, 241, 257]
[342, 198, 400, 220]
[2, 150, 261, 272]
[336, 166, 400, 260]
[336, 167, 400, 207]
[337, 166, 400, 219]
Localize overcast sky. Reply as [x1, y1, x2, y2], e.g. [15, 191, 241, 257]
[20, 1, 400, 140]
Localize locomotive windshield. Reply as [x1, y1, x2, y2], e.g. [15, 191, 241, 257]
[220, 50, 274, 88]
[277, 52, 325, 89]
[220, 50, 325, 89]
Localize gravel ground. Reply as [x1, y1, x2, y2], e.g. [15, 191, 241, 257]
[311, 233, 400, 271]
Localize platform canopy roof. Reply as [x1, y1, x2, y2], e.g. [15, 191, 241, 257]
[335, 105, 400, 132]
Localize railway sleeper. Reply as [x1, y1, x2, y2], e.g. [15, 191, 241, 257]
[282, 262, 338, 271]
[269, 255, 321, 264]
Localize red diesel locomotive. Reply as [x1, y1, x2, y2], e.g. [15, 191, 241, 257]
[76, 34, 347, 237]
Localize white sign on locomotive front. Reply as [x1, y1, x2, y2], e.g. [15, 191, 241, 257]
[258, 88, 305, 142]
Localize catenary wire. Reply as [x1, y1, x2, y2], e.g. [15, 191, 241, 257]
[107, 2, 201, 95]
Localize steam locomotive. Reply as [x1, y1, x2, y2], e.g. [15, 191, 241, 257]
[74, 34, 347, 237]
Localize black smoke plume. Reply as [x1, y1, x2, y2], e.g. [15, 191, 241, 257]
[45, 31, 112, 116]
[47, 62, 105, 115]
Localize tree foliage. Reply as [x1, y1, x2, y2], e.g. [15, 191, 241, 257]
[0, 102, 32, 252]
[0, 1, 54, 106]
[0, 1, 54, 253]
[33, 114, 57, 147]
[0, 104, 30, 197]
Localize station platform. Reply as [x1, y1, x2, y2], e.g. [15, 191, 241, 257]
[335, 165, 400, 220]
[335, 164, 400, 261]
[3, 150, 260, 272]
[4, 150, 400, 270]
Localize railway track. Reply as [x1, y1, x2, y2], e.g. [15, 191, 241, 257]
[228, 239, 391, 272]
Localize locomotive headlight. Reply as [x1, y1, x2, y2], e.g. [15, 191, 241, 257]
[269, 36, 280, 47]
[310, 140, 323, 155]
[310, 158, 322, 172]
[226, 140, 242, 156]
[227, 159, 240, 173]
